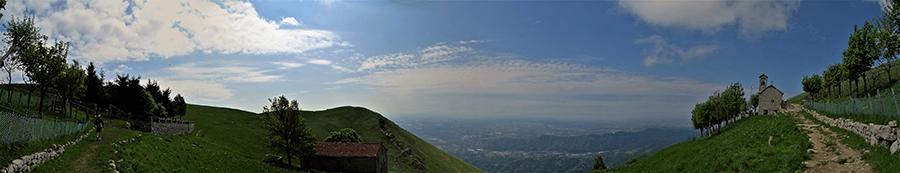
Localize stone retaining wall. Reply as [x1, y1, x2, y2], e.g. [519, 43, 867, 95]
[150, 122, 193, 135]
[121, 117, 193, 135]
[2, 129, 93, 173]
[804, 107, 900, 154]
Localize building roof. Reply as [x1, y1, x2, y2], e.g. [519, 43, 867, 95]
[315, 142, 382, 157]
[760, 85, 783, 95]
[759, 74, 768, 78]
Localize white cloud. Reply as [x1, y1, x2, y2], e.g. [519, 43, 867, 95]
[273, 62, 305, 69]
[4, 0, 346, 64]
[354, 43, 473, 72]
[280, 17, 301, 26]
[308, 59, 332, 65]
[160, 63, 280, 83]
[617, 0, 799, 39]
[458, 39, 492, 44]
[635, 35, 719, 67]
[155, 79, 233, 102]
[316, 0, 342, 7]
[112, 64, 132, 74]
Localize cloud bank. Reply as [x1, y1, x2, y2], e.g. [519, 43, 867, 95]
[618, 0, 800, 39]
[333, 41, 723, 118]
[5, 0, 347, 64]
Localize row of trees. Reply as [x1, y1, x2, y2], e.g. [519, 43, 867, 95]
[803, 0, 900, 102]
[691, 83, 748, 137]
[0, 13, 186, 119]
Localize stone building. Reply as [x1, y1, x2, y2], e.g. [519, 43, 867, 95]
[757, 74, 783, 115]
[306, 142, 387, 173]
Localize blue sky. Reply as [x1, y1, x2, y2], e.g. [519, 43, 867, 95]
[0, 0, 888, 124]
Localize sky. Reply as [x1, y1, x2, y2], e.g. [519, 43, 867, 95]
[0, 0, 888, 124]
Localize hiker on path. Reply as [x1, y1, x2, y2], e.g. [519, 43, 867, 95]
[95, 114, 103, 141]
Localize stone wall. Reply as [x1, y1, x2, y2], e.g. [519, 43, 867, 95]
[804, 107, 900, 154]
[150, 118, 194, 135]
[2, 129, 93, 173]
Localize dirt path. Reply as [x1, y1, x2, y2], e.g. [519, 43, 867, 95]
[784, 104, 872, 173]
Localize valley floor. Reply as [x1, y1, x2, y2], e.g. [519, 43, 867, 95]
[786, 104, 873, 173]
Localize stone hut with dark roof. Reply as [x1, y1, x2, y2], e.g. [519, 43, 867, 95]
[305, 142, 387, 173]
[757, 74, 784, 115]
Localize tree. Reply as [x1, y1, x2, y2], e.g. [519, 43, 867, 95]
[843, 22, 878, 97]
[144, 80, 172, 118]
[172, 94, 186, 119]
[802, 74, 823, 102]
[19, 38, 68, 115]
[324, 128, 362, 143]
[2, 12, 41, 68]
[874, 0, 900, 84]
[1, 54, 18, 103]
[83, 62, 108, 105]
[53, 60, 86, 118]
[592, 155, 606, 170]
[261, 95, 317, 166]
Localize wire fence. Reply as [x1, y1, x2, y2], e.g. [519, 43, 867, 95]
[804, 88, 900, 118]
[0, 111, 91, 144]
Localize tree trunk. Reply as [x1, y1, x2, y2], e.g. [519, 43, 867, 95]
[38, 86, 46, 115]
[26, 86, 33, 112]
[6, 84, 10, 103]
[287, 148, 293, 165]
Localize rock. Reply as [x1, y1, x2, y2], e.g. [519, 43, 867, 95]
[890, 121, 898, 128]
[871, 134, 878, 146]
[883, 140, 892, 148]
[12, 159, 23, 166]
[803, 161, 816, 168]
[892, 141, 900, 154]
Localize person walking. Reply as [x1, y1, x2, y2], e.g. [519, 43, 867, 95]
[95, 114, 103, 141]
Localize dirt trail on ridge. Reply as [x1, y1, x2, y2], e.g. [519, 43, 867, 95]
[784, 104, 872, 173]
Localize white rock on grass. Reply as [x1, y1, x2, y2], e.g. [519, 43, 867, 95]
[892, 141, 900, 154]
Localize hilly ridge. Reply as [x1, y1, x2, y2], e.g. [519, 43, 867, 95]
[26, 104, 481, 172]
[299, 106, 483, 172]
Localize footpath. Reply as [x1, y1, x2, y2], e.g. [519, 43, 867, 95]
[784, 103, 873, 173]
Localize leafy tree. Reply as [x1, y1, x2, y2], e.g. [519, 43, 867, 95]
[874, 0, 900, 83]
[843, 22, 878, 97]
[801, 74, 823, 102]
[261, 95, 317, 166]
[19, 38, 68, 115]
[2, 13, 41, 68]
[1, 54, 18, 103]
[53, 60, 86, 118]
[172, 94, 186, 119]
[592, 155, 606, 170]
[144, 80, 172, 118]
[324, 128, 363, 143]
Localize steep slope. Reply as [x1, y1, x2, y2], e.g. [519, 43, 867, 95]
[594, 112, 811, 172]
[300, 106, 482, 173]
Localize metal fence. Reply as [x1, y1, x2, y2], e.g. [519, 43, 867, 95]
[804, 88, 900, 118]
[0, 112, 90, 144]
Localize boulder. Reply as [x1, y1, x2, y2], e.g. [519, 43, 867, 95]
[890, 120, 898, 128]
[892, 141, 900, 154]
[871, 134, 878, 146]
[12, 159, 23, 167]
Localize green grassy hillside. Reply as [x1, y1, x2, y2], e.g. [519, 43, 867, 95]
[594, 113, 811, 172]
[29, 104, 481, 172]
[300, 106, 483, 173]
